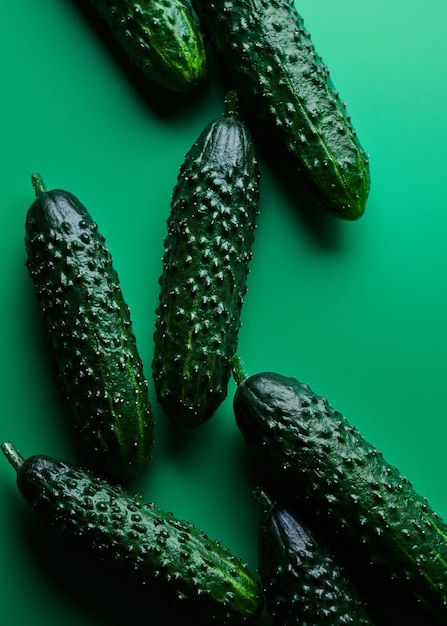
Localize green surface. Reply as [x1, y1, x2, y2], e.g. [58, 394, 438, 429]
[1, 1, 447, 624]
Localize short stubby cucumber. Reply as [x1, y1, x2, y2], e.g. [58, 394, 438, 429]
[191, 0, 370, 220]
[1, 442, 264, 624]
[25, 174, 154, 483]
[257, 490, 374, 625]
[88, 0, 207, 92]
[232, 365, 447, 624]
[152, 92, 260, 428]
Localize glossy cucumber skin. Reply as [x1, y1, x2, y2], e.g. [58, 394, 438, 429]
[192, 0, 370, 220]
[89, 0, 207, 92]
[3, 444, 263, 624]
[258, 494, 373, 625]
[233, 371, 447, 623]
[25, 179, 154, 483]
[152, 94, 260, 428]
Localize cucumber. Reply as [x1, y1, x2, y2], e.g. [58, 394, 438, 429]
[257, 490, 374, 625]
[191, 0, 370, 220]
[25, 174, 154, 483]
[88, 0, 207, 92]
[1, 442, 263, 624]
[232, 364, 447, 624]
[152, 91, 260, 428]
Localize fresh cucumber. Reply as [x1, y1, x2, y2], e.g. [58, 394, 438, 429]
[257, 490, 374, 625]
[87, 0, 207, 92]
[1, 442, 263, 624]
[232, 363, 447, 624]
[152, 91, 260, 428]
[25, 174, 154, 483]
[191, 0, 370, 220]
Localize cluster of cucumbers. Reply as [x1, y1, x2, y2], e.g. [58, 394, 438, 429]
[3, 1, 447, 625]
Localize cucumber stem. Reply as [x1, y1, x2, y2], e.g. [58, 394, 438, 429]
[224, 90, 239, 118]
[230, 355, 247, 386]
[31, 172, 47, 197]
[1, 442, 24, 471]
[253, 486, 275, 512]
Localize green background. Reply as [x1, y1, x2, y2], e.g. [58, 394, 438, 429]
[1, 1, 447, 624]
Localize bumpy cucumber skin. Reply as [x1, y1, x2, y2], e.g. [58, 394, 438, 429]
[234, 371, 447, 623]
[152, 94, 260, 428]
[25, 181, 154, 483]
[258, 494, 373, 625]
[3, 445, 263, 624]
[89, 0, 207, 92]
[192, 0, 370, 220]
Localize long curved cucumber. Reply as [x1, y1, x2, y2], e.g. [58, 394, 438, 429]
[25, 174, 154, 483]
[152, 92, 260, 428]
[1, 442, 264, 624]
[192, 0, 370, 220]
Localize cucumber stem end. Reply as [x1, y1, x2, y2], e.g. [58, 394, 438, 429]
[1, 442, 24, 471]
[230, 355, 247, 386]
[224, 90, 239, 118]
[31, 173, 47, 197]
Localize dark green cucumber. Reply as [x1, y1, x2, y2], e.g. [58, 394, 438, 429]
[192, 0, 370, 220]
[88, 0, 207, 92]
[232, 365, 447, 624]
[25, 174, 154, 483]
[1, 442, 263, 624]
[257, 490, 373, 625]
[152, 91, 260, 428]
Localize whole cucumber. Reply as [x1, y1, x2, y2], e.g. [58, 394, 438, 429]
[88, 0, 207, 92]
[152, 91, 260, 428]
[1, 442, 264, 624]
[232, 364, 447, 624]
[192, 0, 370, 220]
[25, 174, 154, 483]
